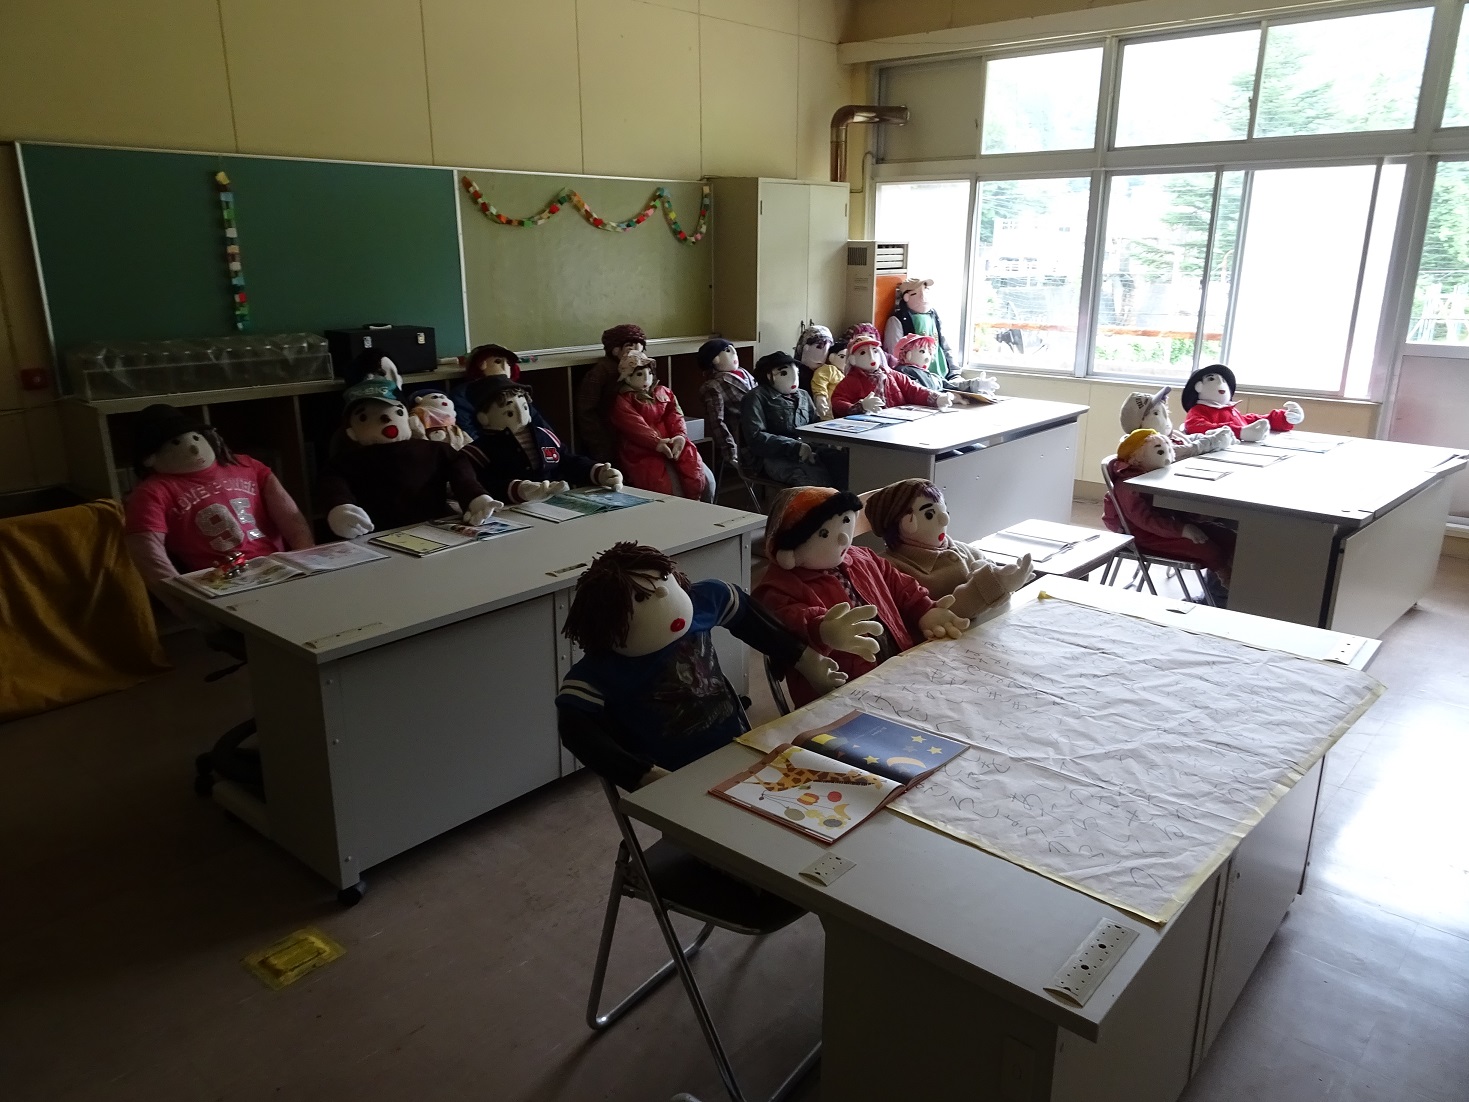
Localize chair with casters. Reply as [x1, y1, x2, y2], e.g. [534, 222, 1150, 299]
[1098, 456, 1215, 606]
[586, 776, 820, 1102]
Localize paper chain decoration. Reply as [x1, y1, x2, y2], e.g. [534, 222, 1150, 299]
[459, 174, 709, 244]
[213, 172, 249, 330]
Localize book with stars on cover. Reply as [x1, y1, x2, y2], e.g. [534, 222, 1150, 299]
[709, 711, 965, 843]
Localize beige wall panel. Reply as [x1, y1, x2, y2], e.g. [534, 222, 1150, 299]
[701, 0, 799, 34]
[1240, 395, 1378, 438]
[797, 38, 851, 181]
[948, 0, 1135, 30]
[701, 21, 799, 179]
[423, 0, 584, 172]
[0, 0, 235, 152]
[879, 58, 983, 163]
[846, 0, 952, 41]
[578, 0, 702, 179]
[220, 0, 433, 164]
[22, 404, 67, 486]
[0, 410, 36, 492]
[800, 0, 850, 43]
[642, 0, 700, 10]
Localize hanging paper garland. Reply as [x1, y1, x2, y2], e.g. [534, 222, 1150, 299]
[213, 171, 250, 330]
[459, 174, 709, 244]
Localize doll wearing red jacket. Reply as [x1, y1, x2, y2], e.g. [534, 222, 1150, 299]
[610, 355, 708, 499]
[1180, 364, 1304, 442]
[753, 487, 969, 708]
[830, 334, 953, 417]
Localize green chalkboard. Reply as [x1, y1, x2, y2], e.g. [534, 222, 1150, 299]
[20, 143, 467, 356]
[457, 170, 711, 352]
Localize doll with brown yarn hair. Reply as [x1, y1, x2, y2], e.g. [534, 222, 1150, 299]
[555, 541, 854, 790]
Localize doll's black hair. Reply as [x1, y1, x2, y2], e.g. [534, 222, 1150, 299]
[562, 542, 692, 653]
[754, 351, 799, 386]
[771, 491, 863, 552]
[133, 425, 238, 478]
[697, 339, 736, 372]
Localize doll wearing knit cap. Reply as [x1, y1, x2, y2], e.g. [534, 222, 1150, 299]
[863, 479, 1032, 618]
[753, 487, 970, 707]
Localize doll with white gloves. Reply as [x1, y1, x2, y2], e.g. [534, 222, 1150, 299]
[1121, 386, 1232, 458]
[795, 322, 834, 381]
[576, 323, 648, 462]
[1103, 429, 1235, 592]
[740, 351, 837, 487]
[461, 374, 622, 505]
[753, 487, 971, 709]
[697, 338, 755, 470]
[830, 335, 952, 417]
[407, 388, 472, 450]
[809, 340, 848, 420]
[884, 277, 957, 379]
[893, 333, 1001, 398]
[862, 479, 1032, 618]
[555, 542, 858, 790]
[123, 404, 314, 598]
[610, 355, 711, 500]
[1180, 364, 1304, 442]
[318, 381, 501, 538]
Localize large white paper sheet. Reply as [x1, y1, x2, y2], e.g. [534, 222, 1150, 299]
[742, 597, 1381, 923]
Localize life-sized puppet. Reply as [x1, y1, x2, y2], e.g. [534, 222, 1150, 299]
[883, 277, 955, 381]
[407, 388, 472, 450]
[555, 542, 855, 790]
[611, 354, 709, 499]
[576, 323, 647, 462]
[461, 374, 621, 505]
[452, 342, 525, 442]
[809, 340, 847, 421]
[753, 487, 970, 709]
[697, 338, 755, 470]
[830, 334, 952, 417]
[1120, 385, 1232, 459]
[862, 479, 1032, 618]
[1180, 364, 1303, 442]
[318, 381, 501, 538]
[124, 404, 313, 592]
[740, 351, 836, 487]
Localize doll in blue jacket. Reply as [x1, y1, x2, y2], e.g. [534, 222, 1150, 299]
[461, 374, 623, 505]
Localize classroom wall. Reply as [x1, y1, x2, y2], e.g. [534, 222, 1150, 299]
[0, 0, 855, 494]
[844, 0, 1135, 40]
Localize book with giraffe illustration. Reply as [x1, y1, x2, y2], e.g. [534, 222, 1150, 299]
[709, 711, 966, 843]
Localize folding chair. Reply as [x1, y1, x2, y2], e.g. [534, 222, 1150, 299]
[1098, 456, 1215, 605]
[586, 777, 820, 1102]
[763, 653, 793, 717]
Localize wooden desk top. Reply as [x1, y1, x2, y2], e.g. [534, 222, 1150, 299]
[623, 577, 1378, 1041]
[795, 397, 1087, 455]
[168, 491, 764, 663]
[1128, 432, 1467, 526]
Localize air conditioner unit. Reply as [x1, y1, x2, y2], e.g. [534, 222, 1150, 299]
[844, 241, 909, 335]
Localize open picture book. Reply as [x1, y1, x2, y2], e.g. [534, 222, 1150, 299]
[710, 711, 965, 844]
[173, 540, 390, 597]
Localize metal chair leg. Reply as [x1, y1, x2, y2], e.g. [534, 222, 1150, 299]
[587, 842, 716, 1031]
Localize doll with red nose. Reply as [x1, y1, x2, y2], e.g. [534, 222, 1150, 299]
[554, 542, 856, 790]
[830, 335, 952, 417]
[1180, 364, 1303, 442]
[318, 381, 501, 538]
[753, 487, 970, 708]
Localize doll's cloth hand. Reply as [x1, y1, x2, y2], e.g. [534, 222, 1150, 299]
[514, 480, 567, 503]
[667, 437, 687, 458]
[327, 504, 374, 539]
[656, 440, 675, 458]
[638, 764, 672, 788]
[859, 394, 885, 412]
[798, 442, 815, 463]
[930, 391, 954, 409]
[818, 601, 884, 662]
[919, 594, 969, 640]
[409, 419, 428, 439]
[1282, 401, 1305, 425]
[594, 464, 624, 489]
[1204, 427, 1234, 452]
[1241, 419, 1270, 442]
[1181, 523, 1209, 545]
[794, 648, 849, 694]
[463, 494, 503, 524]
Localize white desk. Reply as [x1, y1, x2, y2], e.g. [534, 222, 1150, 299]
[796, 398, 1088, 543]
[1128, 433, 1467, 636]
[624, 577, 1378, 1102]
[171, 492, 765, 899]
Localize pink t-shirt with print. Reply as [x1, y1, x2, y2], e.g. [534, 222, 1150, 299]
[124, 455, 285, 572]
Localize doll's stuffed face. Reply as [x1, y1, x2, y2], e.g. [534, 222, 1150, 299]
[414, 392, 455, 418]
[345, 399, 411, 445]
[899, 493, 950, 547]
[1130, 433, 1175, 472]
[799, 337, 831, 369]
[1140, 402, 1173, 435]
[476, 391, 531, 433]
[611, 341, 645, 363]
[613, 570, 696, 657]
[627, 365, 658, 393]
[827, 348, 848, 373]
[901, 344, 934, 370]
[903, 285, 930, 313]
[769, 365, 799, 396]
[848, 344, 884, 375]
[788, 510, 857, 571]
[1193, 372, 1233, 407]
[712, 347, 741, 374]
[145, 431, 216, 475]
[479, 355, 515, 379]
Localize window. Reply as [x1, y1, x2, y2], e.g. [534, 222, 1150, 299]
[1410, 161, 1469, 344]
[875, 181, 973, 335]
[1446, 12, 1469, 126]
[981, 48, 1103, 154]
[1115, 30, 1259, 147]
[969, 178, 1091, 370]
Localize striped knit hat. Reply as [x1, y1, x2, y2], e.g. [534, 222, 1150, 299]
[764, 486, 863, 569]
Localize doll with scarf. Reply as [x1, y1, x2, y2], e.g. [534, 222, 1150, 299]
[831, 334, 952, 416]
[610, 355, 709, 500]
[883, 277, 955, 382]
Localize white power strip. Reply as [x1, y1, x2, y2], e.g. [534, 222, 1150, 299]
[1044, 920, 1139, 1007]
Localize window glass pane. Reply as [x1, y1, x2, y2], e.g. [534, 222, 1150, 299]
[1093, 172, 1218, 380]
[1200, 172, 1246, 365]
[969, 178, 1091, 371]
[875, 181, 973, 340]
[1409, 161, 1469, 344]
[1445, 13, 1469, 126]
[1256, 8, 1433, 137]
[1345, 163, 1404, 396]
[982, 49, 1103, 154]
[1115, 30, 1260, 147]
[1229, 164, 1378, 392]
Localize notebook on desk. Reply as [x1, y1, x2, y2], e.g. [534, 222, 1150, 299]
[976, 521, 1101, 564]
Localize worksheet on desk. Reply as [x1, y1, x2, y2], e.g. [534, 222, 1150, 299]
[741, 598, 1382, 924]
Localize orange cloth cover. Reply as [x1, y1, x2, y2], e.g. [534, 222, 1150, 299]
[0, 500, 169, 721]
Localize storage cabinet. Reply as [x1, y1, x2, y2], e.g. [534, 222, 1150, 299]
[710, 178, 849, 359]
